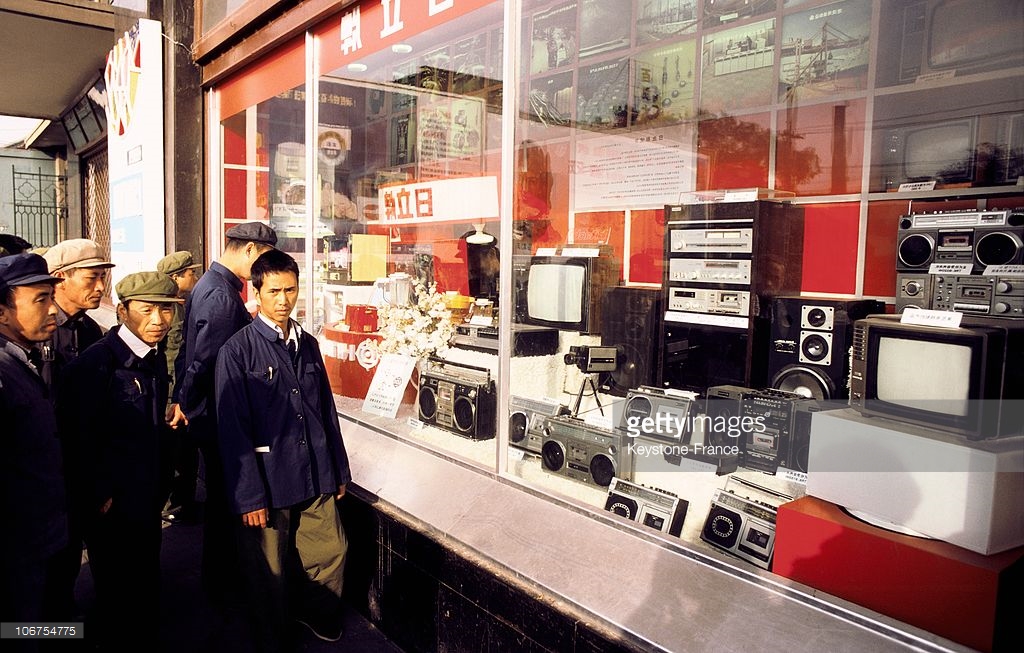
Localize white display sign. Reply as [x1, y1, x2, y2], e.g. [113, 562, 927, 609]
[928, 263, 973, 275]
[899, 308, 964, 329]
[362, 353, 418, 418]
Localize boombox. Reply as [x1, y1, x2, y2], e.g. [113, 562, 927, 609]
[540, 415, 632, 487]
[896, 209, 1024, 273]
[618, 385, 698, 443]
[417, 359, 496, 440]
[737, 388, 817, 476]
[509, 396, 569, 454]
[768, 296, 884, 400]
[604, 477, 688, 537]
[700, 478, 790, 570]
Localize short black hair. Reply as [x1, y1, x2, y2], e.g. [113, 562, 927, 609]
[224, 237, 247, 252]
[250, 249, 299, 290]
[0, 234, 32, 254]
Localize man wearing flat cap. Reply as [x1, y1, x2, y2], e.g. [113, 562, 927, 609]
[57, 271, 183, 648]
[157, 251, 203, 524]
[171, 221, 276, 605]
[0, 254, 67, 647]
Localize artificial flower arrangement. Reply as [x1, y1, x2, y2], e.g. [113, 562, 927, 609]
[373, 280, 455, 361]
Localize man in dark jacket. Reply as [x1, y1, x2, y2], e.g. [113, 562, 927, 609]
[57, 271, 184, 647]
[170, 221, 277, 604]
[216, 249, 351, 650]
[0, 253, 66, 652]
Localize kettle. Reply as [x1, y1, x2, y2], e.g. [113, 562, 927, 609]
[371, 272, 413, 306]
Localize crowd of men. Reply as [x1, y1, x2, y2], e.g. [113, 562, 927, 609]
[0, 225, 351, 652]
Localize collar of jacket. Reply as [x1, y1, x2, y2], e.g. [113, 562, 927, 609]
[104, 325, 151, 369]
[251, 316, 299, 344]
[209, 260, 243, 293]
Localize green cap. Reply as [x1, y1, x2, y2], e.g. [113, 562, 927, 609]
[116, 271, 185, 304]
[157, 251, 202, 276]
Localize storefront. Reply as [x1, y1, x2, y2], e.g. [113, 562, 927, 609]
[194, 1, 1023, 650]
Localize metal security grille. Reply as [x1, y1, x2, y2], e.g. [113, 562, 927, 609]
[11, 166, 66, 247]
[82, 149, 112, 299]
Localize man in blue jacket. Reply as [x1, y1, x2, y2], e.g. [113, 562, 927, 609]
[170, 221, 276, 604]
[216, 249, 351, 651]
[0, 253, 66, 652]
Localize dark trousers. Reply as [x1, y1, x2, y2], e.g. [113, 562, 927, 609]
[2, 555, 51, 653]
[194, 419, 241, 607]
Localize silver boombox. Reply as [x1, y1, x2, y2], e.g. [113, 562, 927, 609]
[618, 385, 699, 443]
[509, 396, 569, 454]
[700, 478, 791, 570]
[541, 415, 632, 487]
[604, 477, 688, 537]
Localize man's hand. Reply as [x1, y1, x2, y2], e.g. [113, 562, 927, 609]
[336, 484, 347, 500]
[242, 508, 268, 528]
[166, 403, 189, 429]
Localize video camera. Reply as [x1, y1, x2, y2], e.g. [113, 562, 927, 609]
[563, 345, 618, 373]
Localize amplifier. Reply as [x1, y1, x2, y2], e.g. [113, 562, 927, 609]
[417, 359, 496, 440]
[604, 477, 688, 537]
[896, 209, 1024, 273]
[738, 388, 816, 475]
[509, 396, 568, 454]
[618, 385, 698, 443]
[541, 415, 632, 487]
[669, 226, 753, 254]
[668, 258, 752, 284]
[700, 478, 790, 570]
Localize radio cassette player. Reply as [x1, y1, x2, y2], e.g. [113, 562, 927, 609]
[417, 359, 497, 440]
[737, 388, 817, 476]
[509, 396, 569, 454]
[700, 478, 791, 570]
[618, 385, 698, 443]
[541, 415, 632, 487]
[667, 287, 751, 316]
[604, 477, 688, 537]
[929, 275, 1024, 318]
[896, 209, 1024, 273]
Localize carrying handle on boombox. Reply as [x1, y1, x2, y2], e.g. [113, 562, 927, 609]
[427, 355, 492, 382]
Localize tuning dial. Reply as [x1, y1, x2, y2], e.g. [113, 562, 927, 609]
[994, 302, 1011, 314]
[905, 280, 922, 296]
[996, 281, 1012, 293]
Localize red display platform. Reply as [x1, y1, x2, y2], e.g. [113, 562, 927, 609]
[321, 326, 416, 403]
[774, 496, 1023, 652]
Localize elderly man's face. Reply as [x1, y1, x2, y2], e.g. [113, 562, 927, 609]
[56, 267, 108, 312]
[0, 283, 59, 348]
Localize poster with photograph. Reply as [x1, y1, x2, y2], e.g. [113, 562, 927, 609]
[452, 33, 488, 95]
[389, 113, 416, 167]
[419, 48, 451, 93]
[700, 18, 776, 114]
[526, 71, 574, 139]
[632, 39, 698, 126]
[577, 58, 630, 130]
[530, 2, 578, 74]
[780, 0, 871, 102]
[578, 0, 631, 58]
[703, 0, 776, 29]
[637, 0, 698, 44]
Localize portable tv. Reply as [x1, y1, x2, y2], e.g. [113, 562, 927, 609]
[513, 252, 621, 334]
[880, 117, 976, 188]
[849, 314, 1023, 439]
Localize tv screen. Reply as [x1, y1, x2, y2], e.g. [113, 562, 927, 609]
[929, 0, 1024, 70]
[527, 263, 585, 323]
[902, 119, 975, 181]
[876, 336, 971, 417]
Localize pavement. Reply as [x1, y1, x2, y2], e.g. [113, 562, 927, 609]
[72, 520, 404, 653]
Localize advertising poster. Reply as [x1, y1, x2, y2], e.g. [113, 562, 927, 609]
[577, 58, 630, 130]
[105, 18, 164, 284]
[578, 0, 630, 59]
[703, 0, 775, 29]
[637, 0, 698, 45]
[530, 1, 578, 74]
[780, 0, 871, 102]
[700, 18, 776, 114]
[632, 39, 698, 126]
[526, 71, 574, 139]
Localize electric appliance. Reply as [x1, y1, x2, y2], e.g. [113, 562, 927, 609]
[895, 209, 1024, 273]
[700, 477, 790, 570]
[604, 477, 688, 537]
[513, 248, 622, 335]
[617, 385, 698, 443]
[540, 415, 632, 487]
[417, 359, 497, 440]
[509, 396, 569, 454]
[599, 286, 663, 396]
[768, 296, 885, 400]
[849, 314, 1024, 439]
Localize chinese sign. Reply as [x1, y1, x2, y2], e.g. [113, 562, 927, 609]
[378, 176, 498, 223]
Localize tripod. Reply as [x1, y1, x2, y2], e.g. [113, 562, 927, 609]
[571, 373, 604, 417]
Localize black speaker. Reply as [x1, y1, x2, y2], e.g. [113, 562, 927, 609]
[599, 286, 663, 396]
[768, 297, 884, 400]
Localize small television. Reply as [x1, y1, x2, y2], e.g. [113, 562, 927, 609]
[891, 0, 1024, 84]
[879, 117, 977, 188]
[849, 314, 1023, 439]
[514, 252, 621, 334]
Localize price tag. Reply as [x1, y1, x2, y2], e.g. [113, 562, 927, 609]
[507, 447, 525, 462]
[900, 308, 963, 329]
[898, 181, 937, 192]
[560, 247, 600, 257]
[984, 264, 1024, 277]
[928, 263, 973, 275]
[535, 247, 558, 256]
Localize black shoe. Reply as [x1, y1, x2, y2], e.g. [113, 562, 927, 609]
[296, 614, 344, 642]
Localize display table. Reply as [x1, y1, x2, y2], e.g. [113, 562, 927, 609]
[774, 496, 1023, 653]
[320, 325, 416, 404]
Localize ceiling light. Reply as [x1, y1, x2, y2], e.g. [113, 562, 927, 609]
[347, 63, 368, 73]
[391, 43, 413, 54]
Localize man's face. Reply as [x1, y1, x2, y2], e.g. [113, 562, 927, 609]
[173, 268, 200, 294]
[56, 267, 108, 312]
[0, 284, 59, 347]
[240, 244, 274, 281]
[255, 271, 299, 331]
[119, 300, 175, 346]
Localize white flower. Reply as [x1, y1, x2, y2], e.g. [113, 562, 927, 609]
[372, 281, 454, 361]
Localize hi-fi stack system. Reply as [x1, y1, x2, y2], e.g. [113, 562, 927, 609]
[661, 201, 804, 392]
[540, 414, 632, 487]
[700, 478, 791, 570]
[604, 477, 688, 537]
[768, 296, 884, 400]
[895, 208, 1024, 317]
[509, 396, 569, 454]
[417, 359, 497, 440]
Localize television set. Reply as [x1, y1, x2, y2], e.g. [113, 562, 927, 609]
[879, 117, 977, 188]
[849, 314, 1023, 439]
[887, 0, 1024, 85]
[513, 252, 621, 334]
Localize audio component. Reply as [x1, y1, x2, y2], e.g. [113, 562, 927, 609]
[703, 385, 749, 448]
[617, 385, 698, 443]
[738, 388, 816, 475]
[896, 209, 1024, 273]
[661, 201, 804, 392]
[768, 296, 885, 399]
[896, 272, 934, 312]
[509, 396, 568, 454]
[604, 477, 688, 537]
[417, 359, 496, 440]
[930, 275, 1024, 318]
[701, 478, 790, 570]
[540, 415, 633, 487]
[600, 286, 663, 396]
